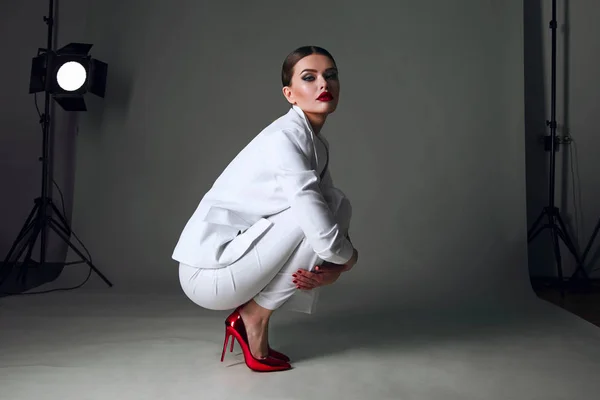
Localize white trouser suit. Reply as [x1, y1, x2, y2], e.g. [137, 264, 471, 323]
[173, 105, 355, 314]
[179, 194, 351, 314]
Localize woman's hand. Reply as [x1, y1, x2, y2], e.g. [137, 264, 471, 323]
[292, 262, 351, 290]
[344, 248, 359, 272]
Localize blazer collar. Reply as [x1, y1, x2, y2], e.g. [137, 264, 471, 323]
[290, 105, 320, 168]
[291, 105, 315, 136]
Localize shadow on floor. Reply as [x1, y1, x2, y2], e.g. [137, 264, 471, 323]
[266, 303, 587, 362]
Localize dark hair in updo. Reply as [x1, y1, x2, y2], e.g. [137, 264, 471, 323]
[281, 46, 337, 87]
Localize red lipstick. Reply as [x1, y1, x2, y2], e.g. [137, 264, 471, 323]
[317, 92, 333, 101]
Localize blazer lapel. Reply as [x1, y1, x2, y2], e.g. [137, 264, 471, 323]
[291, 105, 320, 174]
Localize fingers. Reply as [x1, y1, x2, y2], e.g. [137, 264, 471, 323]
[293, 270, 318, 285]
[314, 264, 349, 274]
[292, 270, 320, 290]
[296, 283, 313, 290]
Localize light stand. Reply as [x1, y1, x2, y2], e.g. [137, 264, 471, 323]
[527, 0, 590, 298]
[0, 0, 112, 291]
[571, 218, 600, 282]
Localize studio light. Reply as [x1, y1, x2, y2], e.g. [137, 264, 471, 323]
[29, 42, 108, 112]
[0, 0, 112, 294]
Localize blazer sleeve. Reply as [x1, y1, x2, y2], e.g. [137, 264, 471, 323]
[320, 167, 353, 245]
[267, 129, 354, 265]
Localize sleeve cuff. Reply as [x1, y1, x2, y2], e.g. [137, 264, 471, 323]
[319, 237, 354, 265]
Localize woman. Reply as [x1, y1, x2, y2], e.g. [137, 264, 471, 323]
[173, 46, 359, 372]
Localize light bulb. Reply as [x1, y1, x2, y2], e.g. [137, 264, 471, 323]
[56, 61, 87, 91]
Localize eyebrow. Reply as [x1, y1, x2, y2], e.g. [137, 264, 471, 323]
[300, 68, 338, 74]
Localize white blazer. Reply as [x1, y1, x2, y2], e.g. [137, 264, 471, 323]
[172, 105, 353, 269]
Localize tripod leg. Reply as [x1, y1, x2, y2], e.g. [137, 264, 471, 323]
[50, 202, 72, 236]
[555, 213, 582, 261]
[2, 201, 39, 264]
[2, 217, 37, 266]
[553, 228, 588, 283]
[529, 224, 550, 243]
[0, 218, 40, 287]
[17, 223, 43, 288]
[528, 210, 546, 242]
[567, 217, 600, 282]
[553, 227, 581, 265]
[553, 213, 591, 285]
[48, 218, 113, 287]
[549, 223, 565, 298]
[580, 217, 600, 264]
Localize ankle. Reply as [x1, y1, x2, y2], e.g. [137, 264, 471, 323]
[240, 301, 272, 326]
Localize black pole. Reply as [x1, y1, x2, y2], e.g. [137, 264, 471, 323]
[527, 0, 589, 297]
[39, 0, 54, 265]
[548, 0, 557, 210]
[0, 0, 112, 292]
[546, 0, 564, 294]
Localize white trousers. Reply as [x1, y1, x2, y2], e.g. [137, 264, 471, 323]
[178, 196, 351, 314]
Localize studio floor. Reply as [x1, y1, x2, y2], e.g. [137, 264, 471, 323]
[1, 290, 600, 400]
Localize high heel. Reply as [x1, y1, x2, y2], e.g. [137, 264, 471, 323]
[221, 309, 291, 372]
[226, 339, 290, 362]
[225, 306, 291, 362]
[226, 342, 290, 362]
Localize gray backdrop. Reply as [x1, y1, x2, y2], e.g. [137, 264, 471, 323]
[8, 0, 599, 311]
[60, 0, 531, 314]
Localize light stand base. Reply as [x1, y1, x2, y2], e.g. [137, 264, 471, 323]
[0, 197, 112, 290]
[569, 216, 600, 282]
[528, 206, 590, 298]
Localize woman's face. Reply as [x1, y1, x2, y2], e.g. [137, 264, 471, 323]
[282, 54, 340, 116]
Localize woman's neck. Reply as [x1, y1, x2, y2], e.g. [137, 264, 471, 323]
[303, 112, 327, 135]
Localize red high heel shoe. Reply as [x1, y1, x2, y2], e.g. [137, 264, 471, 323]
[221, 308, 291, 372]
[225, 306, 291, 362]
